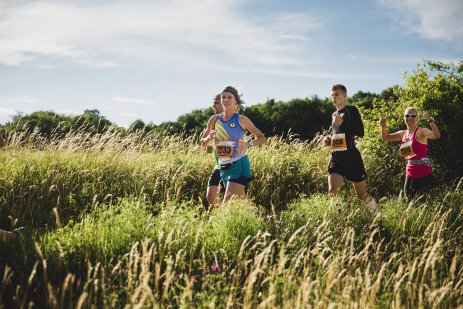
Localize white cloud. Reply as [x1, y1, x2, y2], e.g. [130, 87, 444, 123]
[34, 64, 55, 69]
[113, 96, 156, 105]
[197, 64, 385, 79]
[11, 96, 38, 103]
[0, 0, 320, 69]
[0, 108, 16, 115]
[378, 0, 463, 45]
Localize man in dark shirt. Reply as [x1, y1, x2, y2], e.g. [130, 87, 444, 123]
[324, 84, 377, 210]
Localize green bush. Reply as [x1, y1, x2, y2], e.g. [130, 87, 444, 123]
[360, 60, 463, 196]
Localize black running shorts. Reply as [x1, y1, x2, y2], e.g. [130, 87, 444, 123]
[208, 168, 222, 187]
[404, 174, 433, 198]
[328, 147, 368, 182]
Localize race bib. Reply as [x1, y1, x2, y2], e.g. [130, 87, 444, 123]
[331, 133, 347, 152]
[399, 141, 415, 159]
[216, 141, 235, 159]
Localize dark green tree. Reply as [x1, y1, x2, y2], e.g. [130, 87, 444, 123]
[1, 111, 71, 137]
[176, 108, 214, 135]
[128, 119, 147, 133]
[243, 96, 334, 140]
[70, 109, 113, 135]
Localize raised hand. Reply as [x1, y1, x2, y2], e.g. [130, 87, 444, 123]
[332, 112, 344, 126]
[423, 111, 433, 122]
[379, 117, 387, 127]
[208, 129, 217, 141]
[324, 135, 332, 146]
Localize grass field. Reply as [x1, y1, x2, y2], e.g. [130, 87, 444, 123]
[1, 130, 463, 308]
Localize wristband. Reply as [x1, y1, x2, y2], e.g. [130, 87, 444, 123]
[427, 119, 434, 124]
[248, 139, 254, 147]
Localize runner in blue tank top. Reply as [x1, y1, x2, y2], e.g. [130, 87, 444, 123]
[201, 86, 266, 203]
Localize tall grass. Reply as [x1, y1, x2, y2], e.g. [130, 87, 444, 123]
[0, 130, 327, 229]
[1, 129, 463, 307]
[3, 194, 462, 307]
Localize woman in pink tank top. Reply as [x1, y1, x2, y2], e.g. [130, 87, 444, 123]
[379, 107, 440, 198]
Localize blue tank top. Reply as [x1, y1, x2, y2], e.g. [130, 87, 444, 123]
[215, 113, 246, 164]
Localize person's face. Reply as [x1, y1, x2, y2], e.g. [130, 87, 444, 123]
[404, 110, 418, 125]
[212, 97, 223, 113]
[331, 89, 346, 107]
[221, 92, 238, 110]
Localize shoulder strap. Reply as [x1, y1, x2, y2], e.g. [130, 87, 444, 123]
[212, 114, 220, 130]
[236, 113, 246, 131]
[411, 127, 419, 141]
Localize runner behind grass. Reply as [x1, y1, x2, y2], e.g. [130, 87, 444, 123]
[379, 107, 440, 198]
[0, 134, 11, 239]
[0, 134, 26, 240]
[200, 94, 224, 205]
[0, 227, 25, 241]
[201, 86, 266, 203]
[323, 84, 377, 210]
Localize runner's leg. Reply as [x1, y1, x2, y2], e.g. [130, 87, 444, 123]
[328, 173, 344, 197]
[353, 180, 367, 200]
[223, 182, 246, 203]
[0, 229, 14, 240]
[206, 186, 219, 205]
[353, 180, 377, 209]
[207, 169, 221, 205]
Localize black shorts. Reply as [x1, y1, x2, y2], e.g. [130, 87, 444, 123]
[229, 176, 252, 187]
[404, 174, 433, 198]
[328, 148, 367, 182]
[208, 168, 223, 187]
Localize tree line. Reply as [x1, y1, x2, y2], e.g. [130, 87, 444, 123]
[1, 60, 462, 179]
[0, 91, 394, 141]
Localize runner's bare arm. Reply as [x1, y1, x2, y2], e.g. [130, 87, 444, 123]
[419, 127, 440, 140]
[379, 118, 405, 142]
[381, 130, 405, 142]
[420, 112, 440, 140]
[238, 115, 266, 147]
[200, 115, 219, 148]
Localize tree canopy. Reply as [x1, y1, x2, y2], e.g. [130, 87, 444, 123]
[1, 60, 462, 180]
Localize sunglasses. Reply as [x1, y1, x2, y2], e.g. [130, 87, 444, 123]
[404, 114, 417, 118]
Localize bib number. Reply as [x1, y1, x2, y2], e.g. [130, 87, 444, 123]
[399, 141, 415, 159]
[216, 141, 235, 159]
[331, 133, 347, 152]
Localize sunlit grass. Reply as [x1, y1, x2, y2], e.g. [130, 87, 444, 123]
[1, 129, 463, 307]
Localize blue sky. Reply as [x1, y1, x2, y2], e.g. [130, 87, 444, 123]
[0, 0, 462, 127]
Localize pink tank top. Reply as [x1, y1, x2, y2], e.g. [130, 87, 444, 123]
[400, 128, 432, 178]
